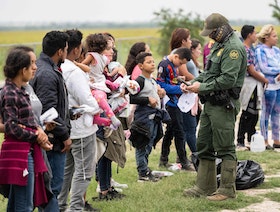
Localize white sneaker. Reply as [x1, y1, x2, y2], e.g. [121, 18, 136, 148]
[96, 184, 100, 193]
[96, 184, 123, 193]
[111, 179, 128, 188]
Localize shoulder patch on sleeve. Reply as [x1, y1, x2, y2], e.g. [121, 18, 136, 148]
[217, 48, 224, 57]
[158, 66, 163, 74]
[229, 50, 239, 59]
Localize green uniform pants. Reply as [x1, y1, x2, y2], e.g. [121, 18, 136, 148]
[197, 99, 240, 161]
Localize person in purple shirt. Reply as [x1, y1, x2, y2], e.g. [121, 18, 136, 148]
[255, 24, 280, 149]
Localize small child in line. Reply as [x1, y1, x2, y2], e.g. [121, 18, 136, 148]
[75, 33, 121, 130]
[75, 33, 140, 131]
[157, 47, 195, 171]
[129, 52, 169, 182]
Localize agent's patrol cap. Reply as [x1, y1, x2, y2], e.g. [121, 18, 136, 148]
[200, 13, 228, 36]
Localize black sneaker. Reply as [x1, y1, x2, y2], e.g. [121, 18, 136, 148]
[273, 143, 280, 148]
[159, 160, 172, 168]
[181, 163, 196, 172]
[137, 170, 160, 182]
[266, 144, 274, 150]
[108, 187, 126, 199]
[92, 188, 125, 201]
[92, 192, 110, 201]
[84, 201, 100, 211]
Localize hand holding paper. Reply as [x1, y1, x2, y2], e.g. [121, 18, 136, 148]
[178, 93, 197, 113]
[40, 107, 61, 127]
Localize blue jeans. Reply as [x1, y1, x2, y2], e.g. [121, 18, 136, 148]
[39, 150, 66, 212]
[7, 153, 34, 212]
[136, 119, 158, 176]
[182, 111, 197, 152]
[97, 155, 112, 191]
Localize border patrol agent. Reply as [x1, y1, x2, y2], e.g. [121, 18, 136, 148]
[182, 13, 247, 201]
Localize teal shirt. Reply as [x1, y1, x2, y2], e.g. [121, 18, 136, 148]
[194, 33, 247, 95]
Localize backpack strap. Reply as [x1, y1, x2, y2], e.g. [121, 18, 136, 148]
[135, 75, 145, 91]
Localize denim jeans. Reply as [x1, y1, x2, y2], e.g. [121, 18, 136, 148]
[136, 119, 158, 176]
[182, 110, 197, 152]
[97, 155, 112, 191]
[7, 152, 34, 212]
[160, 106, 187, 166]
[39, 150, 66, 212]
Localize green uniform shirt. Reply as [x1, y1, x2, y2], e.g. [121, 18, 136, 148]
[195, 33, 247, 95]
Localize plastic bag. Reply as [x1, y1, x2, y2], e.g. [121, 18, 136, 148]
[235, 160, 265, 190]
[168, 163, 182, 171]
[217, 159, 265, 190]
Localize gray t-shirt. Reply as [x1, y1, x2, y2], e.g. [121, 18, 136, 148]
[25, 83, 42, 125]
[187, 59, 199, 77]
[137, 75, 161, 109]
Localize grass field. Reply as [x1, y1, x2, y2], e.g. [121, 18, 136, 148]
[0, 28, 162, 80]
[0, 28, 160, 44]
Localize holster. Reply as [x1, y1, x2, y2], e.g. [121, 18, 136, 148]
[201, 90, 229, 106]
[200, 87, 241, 105]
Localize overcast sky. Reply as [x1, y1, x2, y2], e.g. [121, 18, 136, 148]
[0, 0, 276, 24]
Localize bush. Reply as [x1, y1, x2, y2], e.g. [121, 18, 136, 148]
[153, 8, 204, 56]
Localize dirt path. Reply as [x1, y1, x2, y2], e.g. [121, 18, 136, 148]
[221, 181, 280, 212]
[222, 199, 280, 212]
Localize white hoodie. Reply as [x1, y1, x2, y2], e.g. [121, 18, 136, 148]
[62, 59, 100, 139]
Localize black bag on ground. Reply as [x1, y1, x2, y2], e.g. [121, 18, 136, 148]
[235, 160, 265, 190]
[216, 159, 265, 190]
[129, 121, 150, 149]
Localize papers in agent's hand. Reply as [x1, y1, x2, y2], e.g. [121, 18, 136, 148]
[178, 92, 197, 113]
[40, 107, 61, 126]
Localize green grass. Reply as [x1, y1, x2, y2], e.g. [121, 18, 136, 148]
[1, 139, 280, 212]
[265, 191, 280, 202]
